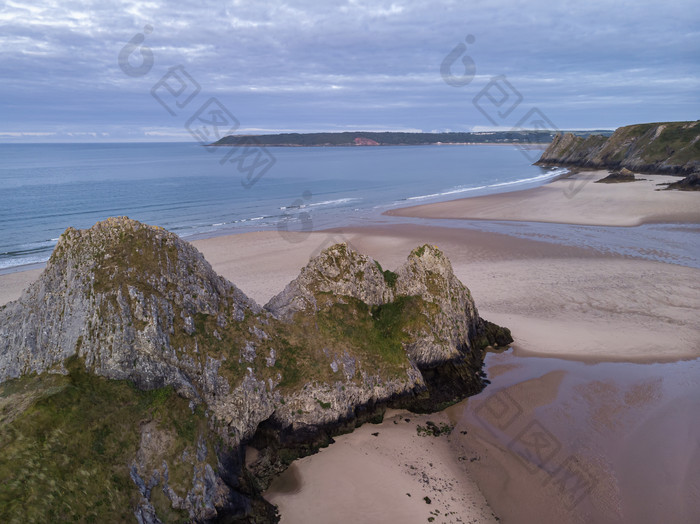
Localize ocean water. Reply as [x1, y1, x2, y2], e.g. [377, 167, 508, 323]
[0, 142, 564, 272]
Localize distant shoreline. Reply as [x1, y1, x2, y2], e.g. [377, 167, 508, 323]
[206, 142, 552, 148]
[210, 129, 613, 148]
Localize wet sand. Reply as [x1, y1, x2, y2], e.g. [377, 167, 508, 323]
[448, 351, 700, 523]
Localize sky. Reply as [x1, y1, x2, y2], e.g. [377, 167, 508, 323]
[1, 0, 699, 142]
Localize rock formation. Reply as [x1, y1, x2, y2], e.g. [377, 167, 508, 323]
[0, 217, 511, 523]
[664, 171, 700, 191]
[595, 167, 637, 183]
[536, 120, 700, 174]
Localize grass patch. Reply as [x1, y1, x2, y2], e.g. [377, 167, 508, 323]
[317, 297, 409, 372]
[261, 294, 437, 391]
[0, 357, 211, 523]
[272, 337, 305, 389]
[374, 261, 398, 288]
[641, 122, 700, 163]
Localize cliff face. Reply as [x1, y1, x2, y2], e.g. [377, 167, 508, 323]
[536, 121, 700, 174]
[0, 218, 511, 523]
[353, 137, 380, 146]
[0, 217, 258, 394]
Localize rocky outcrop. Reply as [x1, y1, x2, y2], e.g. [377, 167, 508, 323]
[665, 172, 700, 191]
[266, 243, 495, 367]
[0, 217, 257, 392]
[595, 168, 637, 183]
[393, 245, 484, 366]
[265, 243, 394, 319]
[0, 217, 511, 523]
[536, 121, 700, 174]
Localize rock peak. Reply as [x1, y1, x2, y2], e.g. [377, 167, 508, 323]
[264, 242, 393, 318]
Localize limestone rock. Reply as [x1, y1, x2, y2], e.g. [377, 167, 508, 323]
[394, 245, 483, 366]
[595, 168, 637, 183]
[265, 243, 393, 320]
[0, 218, 258, 406]
[0, 218, 512, 522]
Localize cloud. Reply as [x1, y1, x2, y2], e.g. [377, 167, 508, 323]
[1, 0, 698, 140]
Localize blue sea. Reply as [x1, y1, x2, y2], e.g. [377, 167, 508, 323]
[0, 143, 564, 271]
[1, 142, 698, 272]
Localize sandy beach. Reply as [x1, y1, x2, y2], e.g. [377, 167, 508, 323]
[1, 174, 698, 522]
[0, 268, 43, 308]
[264, 408, 498, 524]
[386, 170, 700, 226]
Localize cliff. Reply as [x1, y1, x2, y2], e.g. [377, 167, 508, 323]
[353, 137, 379, 146]
[0, 217, 510, 523]
[536, 120, 700, 174]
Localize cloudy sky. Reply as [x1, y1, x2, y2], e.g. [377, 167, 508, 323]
[1, 0, 698, 142]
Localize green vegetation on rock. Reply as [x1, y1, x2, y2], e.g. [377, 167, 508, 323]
[375, 261, 398, 288]
[0, 357, 212, 524]
[316, 295, 431, 374]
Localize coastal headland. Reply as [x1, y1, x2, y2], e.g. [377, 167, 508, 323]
[210, 130, 612, 147]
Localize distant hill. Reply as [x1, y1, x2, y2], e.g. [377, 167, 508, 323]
[536, 121, 700, 174]
[211, 130, 614, 147]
